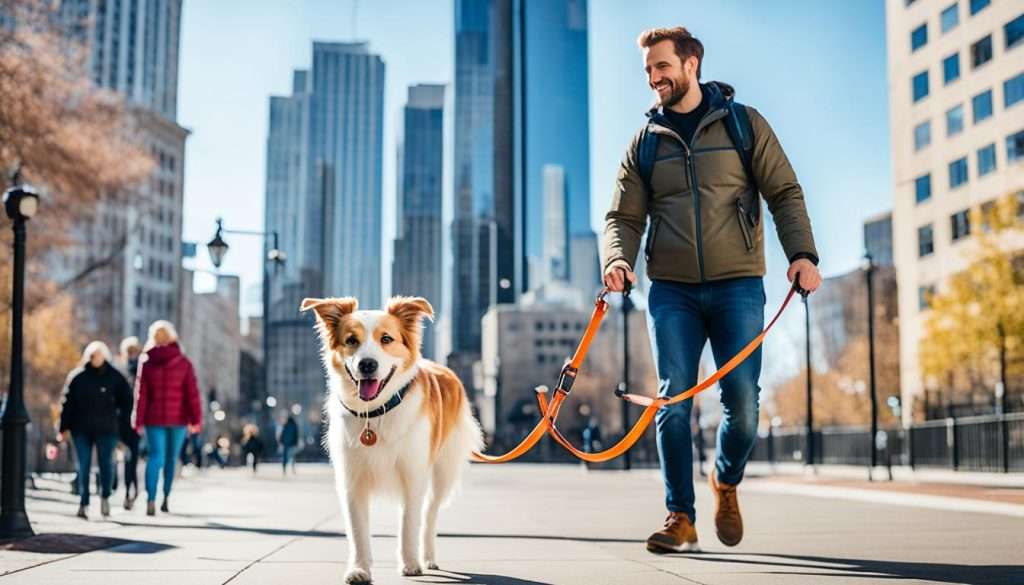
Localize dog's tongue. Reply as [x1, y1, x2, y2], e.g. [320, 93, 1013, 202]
[358, 378, 381, 401]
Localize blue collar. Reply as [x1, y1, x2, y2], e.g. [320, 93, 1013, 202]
[341, 381, 412, 419]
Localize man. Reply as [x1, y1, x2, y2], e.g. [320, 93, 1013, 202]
[602, 27, 822, 553]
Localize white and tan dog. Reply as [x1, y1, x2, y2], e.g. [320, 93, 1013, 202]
[300, 295, 482, 584]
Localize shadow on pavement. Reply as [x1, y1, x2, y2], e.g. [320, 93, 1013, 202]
[0, 533, 175, 555]
[677, 552, 1023, 585]
[413, 570, 552, 585]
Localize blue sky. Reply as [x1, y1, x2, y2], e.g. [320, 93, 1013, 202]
[178, 0, 892, 386]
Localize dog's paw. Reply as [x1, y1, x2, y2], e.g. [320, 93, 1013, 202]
[400, 562, 423, 577]
[344, 567, 372, 584]
[425, 561, 439, 571]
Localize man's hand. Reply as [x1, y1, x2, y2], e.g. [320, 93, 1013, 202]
[58, 430, 69, 443]
[187, 424, 200, 435]
[602, 260, 637, 292]
[787, 258, 822, 295]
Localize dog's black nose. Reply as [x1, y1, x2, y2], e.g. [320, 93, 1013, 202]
[357, 358, 378, 375]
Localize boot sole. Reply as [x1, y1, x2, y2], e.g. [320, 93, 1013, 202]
[646, 538, 701, 554]
[715, 529, 742, 547]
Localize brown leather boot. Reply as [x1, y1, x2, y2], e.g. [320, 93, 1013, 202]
[710, 469, 743, 546]
[646, 512, 699, 554]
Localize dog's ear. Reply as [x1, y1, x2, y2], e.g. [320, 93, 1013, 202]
[300, 297, 358, 347]
[386, 296, 434, 350]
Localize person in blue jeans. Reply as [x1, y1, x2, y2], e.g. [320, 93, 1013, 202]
[602, 27, 821, 553]
[59, 341, 133, 520]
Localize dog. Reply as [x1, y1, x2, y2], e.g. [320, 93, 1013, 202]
[300, 295, 483, 584]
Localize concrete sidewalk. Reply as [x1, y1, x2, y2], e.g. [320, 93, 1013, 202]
[2, 463, 1022, 584]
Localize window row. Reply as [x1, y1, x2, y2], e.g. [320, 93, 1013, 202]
[910, 2, 1018, 54]
[913, 73, 1023, 152]
[917, 191, 1024, 259]
[915, 129, 1024, 204]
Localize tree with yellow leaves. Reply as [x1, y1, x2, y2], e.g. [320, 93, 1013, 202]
[919, 193, 1024, 414]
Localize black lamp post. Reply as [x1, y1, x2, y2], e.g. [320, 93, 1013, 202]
[804, 294, 814, 467]
[206, 218, 284, 422]
[619, 286, 633, 471]
[863, 252, 879, 477]
[1, 182, 40, 539]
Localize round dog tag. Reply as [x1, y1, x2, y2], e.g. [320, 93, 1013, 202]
[360, 428, 378, 446]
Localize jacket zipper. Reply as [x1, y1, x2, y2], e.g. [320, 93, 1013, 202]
[736, 199, 754, 252]
[644, 217, 661, 262]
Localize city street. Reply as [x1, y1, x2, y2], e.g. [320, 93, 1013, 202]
[2, 463, 1022, 584]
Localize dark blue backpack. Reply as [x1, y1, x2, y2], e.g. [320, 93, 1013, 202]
[637, 100, 759, 225]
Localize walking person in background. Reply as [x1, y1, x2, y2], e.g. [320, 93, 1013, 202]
[134, 321, 202, 516]
[240, 424, 265, 473]
[58, 341, 133, 520]
[117, 336, 142, 510]
[278, 414, 299, 475]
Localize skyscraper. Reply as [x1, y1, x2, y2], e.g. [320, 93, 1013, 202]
[393, 84, 446, 360]
[54, 0, 188, 344]
[311, 42, 386, 307]
[263, 42, 386, 418]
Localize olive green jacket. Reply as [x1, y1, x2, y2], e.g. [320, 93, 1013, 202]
[602, 82, 818, 282]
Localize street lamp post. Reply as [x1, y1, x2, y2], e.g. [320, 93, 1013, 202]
[804, 294, 814, 467]
[1, 181, 41, 539]
[207, 218, 285, 423]
[863, 252, 879, 478]
[619, 287, 633, 471]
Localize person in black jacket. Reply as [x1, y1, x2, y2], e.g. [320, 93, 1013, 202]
[117, 336, 142, 510]
[59, 341, 133, 519]
[278, 414, 299, 475]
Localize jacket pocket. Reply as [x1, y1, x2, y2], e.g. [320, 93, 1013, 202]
[736, 199, 754, 252]
[644, 217, 661, 262]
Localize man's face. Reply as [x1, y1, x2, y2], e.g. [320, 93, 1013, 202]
[643, 40, 696, 108]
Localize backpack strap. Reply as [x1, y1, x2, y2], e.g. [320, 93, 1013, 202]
[723, 101, 760, 224]
[637, 125, 659, 196]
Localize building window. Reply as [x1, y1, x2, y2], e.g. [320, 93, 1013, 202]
[1007, 14, 1024, 49]
[918, 224, 934, 257]
[918, 285, 936, 310]
[978, 143, 997, 176]
[951, 209, 971, 241]
[1008, 129, 1024, 162]
[914, 120, 931, 150]
[912, 70, 929, 102]
[969, 0, 990, 16]
[971, 35, 993, 69]
[1005, 73, 1024, 108]
[946, 104, 965, 136]
[915, 174, 932, 203]
[941, 3, 959, 33]
[135, 286, 143, 309]
[942, 53, 961, 85]
[948, 157, 969, 189]
[972, 89, 993, 123]
[911, 23, 928, 52]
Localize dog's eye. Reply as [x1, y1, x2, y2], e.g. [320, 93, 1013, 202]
[344, 336, 359, 346]
[380, 334, 394, 345]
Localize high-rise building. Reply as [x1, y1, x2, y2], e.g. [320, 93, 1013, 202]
[54, 0, 188, 344]
[517, 0, 593, 293]
[864, 211, 895, 268]
[179, 270, 241, 417]
[393, 84, 446, 360]
[885, 0, 1023, 423]
[541, 164, 568, 282]
[311, 42, 386, 306]
[451, 0, 596, 388]
[263, 42, 386, 418]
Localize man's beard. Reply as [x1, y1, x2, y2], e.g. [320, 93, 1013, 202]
[656, 75, 690, 108]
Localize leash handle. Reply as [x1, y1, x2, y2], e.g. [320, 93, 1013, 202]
[620, 267, 632, 298]
[793, 270, 809, 298]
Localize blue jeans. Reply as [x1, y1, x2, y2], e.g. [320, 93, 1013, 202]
[72, 433, 118, 507]
[144, 426, 188, 503]
[647, 277, 765, 523]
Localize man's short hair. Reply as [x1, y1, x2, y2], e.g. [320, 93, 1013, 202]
[637, 27, 704, 80]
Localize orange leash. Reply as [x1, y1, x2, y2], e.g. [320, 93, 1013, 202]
[542, 285, 801, 462]
[472, 282, 802, 464]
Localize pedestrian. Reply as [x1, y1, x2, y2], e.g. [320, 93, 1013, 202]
[206, 434, 229, 469]
[602, 27, 822, 553]
[117, 336, 142, 510]
[133, 320, 202, 516]
[58, 341, 133, 520]
[241, 423, 265, 473]
[278, 414, 299, 475]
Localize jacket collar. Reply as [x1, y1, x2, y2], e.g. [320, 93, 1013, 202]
[646, 81, 734, 134]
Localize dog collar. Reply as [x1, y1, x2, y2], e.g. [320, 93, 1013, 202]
[342, 381, 412, 419]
